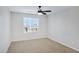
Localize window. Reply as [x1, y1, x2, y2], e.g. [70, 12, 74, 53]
[24, 17, 39, 33]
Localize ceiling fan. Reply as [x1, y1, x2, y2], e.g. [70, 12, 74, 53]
[38, 6, 52, 15]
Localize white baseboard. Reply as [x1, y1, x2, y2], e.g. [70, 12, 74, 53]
[48, 36, 79, 52]
[0, 40, 11, 53]
[12, 35, 47, 42]
[5, 40, 11, 53]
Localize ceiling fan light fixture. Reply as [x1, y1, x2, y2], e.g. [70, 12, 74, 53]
[38, 12, 43, 15]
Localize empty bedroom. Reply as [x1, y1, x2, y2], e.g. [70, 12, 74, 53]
[0, 6, 79, 53]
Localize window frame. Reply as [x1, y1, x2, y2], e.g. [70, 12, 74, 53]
[23, 17, 40, 33]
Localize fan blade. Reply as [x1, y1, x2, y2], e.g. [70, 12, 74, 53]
[42, 10, 51, 12]
[41, 11, 46, 15]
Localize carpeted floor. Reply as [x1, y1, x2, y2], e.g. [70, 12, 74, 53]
[7, 38, 78, 53]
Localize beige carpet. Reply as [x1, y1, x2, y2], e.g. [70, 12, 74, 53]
[7, 38, 78, 53]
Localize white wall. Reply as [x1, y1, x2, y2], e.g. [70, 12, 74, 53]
[0, 7, 11, 52]
[48, 7, 79, 51]
[11, 12, 48, 41]
[1, 6, 79, 52]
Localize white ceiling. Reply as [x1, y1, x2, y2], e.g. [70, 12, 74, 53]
[8, 6, 72, 15]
